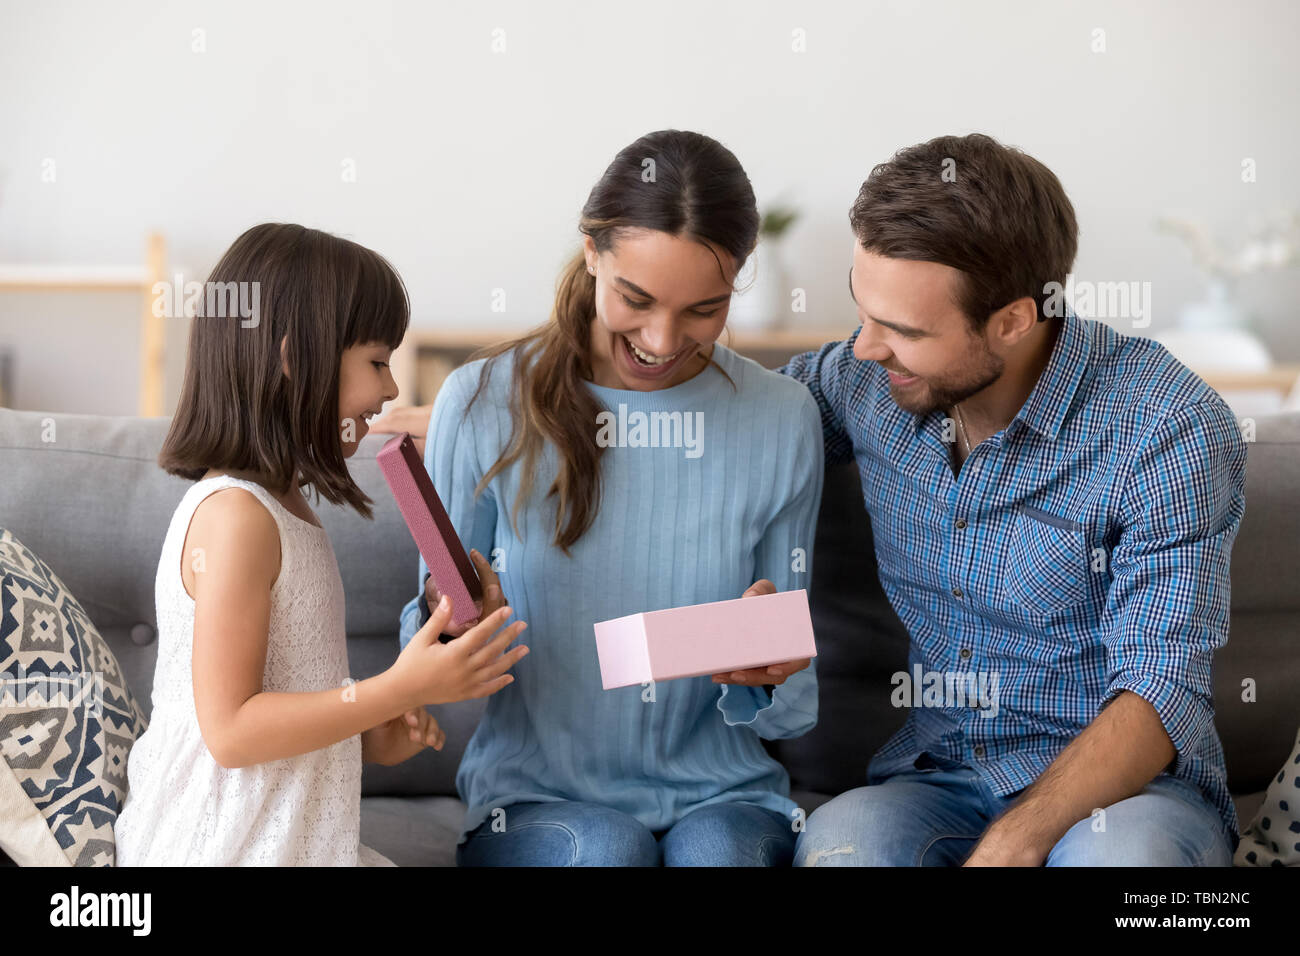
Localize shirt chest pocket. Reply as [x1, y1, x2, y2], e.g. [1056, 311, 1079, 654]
[1003, 506, 1094, 614]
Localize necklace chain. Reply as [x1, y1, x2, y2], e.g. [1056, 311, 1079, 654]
[954, 402, 972, 456]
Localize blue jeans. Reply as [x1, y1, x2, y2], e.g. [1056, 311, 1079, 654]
[456, 800, 795, 866]
[793, 759, 1233, 866]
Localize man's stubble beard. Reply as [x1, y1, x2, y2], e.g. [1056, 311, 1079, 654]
[891, 338, 1006, 416]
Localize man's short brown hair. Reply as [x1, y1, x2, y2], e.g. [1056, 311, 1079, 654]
[849, 133, 1078, 329]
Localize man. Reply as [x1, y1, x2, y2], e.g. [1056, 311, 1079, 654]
[780, 132, 1246, 866]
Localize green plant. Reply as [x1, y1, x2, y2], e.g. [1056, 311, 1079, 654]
[760, 204, 800, 240]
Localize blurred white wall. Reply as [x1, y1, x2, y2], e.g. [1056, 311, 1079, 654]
[1, 0, 1297, 414]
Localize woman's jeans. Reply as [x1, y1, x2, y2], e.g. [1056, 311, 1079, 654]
[793, 759, 1234, 866]
[457, 800, 795, 866]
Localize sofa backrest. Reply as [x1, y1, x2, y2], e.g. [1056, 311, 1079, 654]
[1211, 411, 1300, 791]
[2, 407, 1297, 800]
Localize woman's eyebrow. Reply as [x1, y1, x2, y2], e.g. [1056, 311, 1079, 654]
[614, 276, 731, 307]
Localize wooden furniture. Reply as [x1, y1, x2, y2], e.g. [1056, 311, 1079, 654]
[389, 324, 857, 407]
[1197, 365, 1300, 417]
[391, 326, 1300, 412]
[0, 234, 168, 415]
[1196, 365, 1300, 394]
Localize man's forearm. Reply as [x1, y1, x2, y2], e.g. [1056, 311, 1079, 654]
[981, 690, 1176, 859]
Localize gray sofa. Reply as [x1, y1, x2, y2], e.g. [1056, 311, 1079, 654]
[1, 406, 1297, 866]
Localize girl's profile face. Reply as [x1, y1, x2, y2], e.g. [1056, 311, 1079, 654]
[585, 230, 737, 391]
[338, 342, 399, 457]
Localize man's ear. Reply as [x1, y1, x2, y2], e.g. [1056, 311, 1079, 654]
[280, 336, 291, 380]
[989, 296, 1039, 348]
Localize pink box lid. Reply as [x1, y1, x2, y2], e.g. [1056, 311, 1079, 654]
[376, 432, 483, 628]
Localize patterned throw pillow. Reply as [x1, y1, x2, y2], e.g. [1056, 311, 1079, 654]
[1235, 725, 1300, 867]
[0, 528, 148, 866]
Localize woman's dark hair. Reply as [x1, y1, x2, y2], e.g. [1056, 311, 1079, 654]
[159, 222, 409, 518]
[849, 132, 1078, 328]
[466, 129, 759, 555]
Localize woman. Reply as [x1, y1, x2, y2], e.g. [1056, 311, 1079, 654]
[389, 129, 824, 865]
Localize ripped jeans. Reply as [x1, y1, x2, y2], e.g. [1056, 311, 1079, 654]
[793, 756, 1234, 866]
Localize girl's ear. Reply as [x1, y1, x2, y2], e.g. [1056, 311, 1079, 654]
[280, 336, 291, 380]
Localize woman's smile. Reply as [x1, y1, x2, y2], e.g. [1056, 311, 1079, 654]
[617, 332, 697, 381]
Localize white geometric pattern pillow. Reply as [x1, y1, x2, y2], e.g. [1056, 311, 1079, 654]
[0, 528, 148, 866]
[1235, 725, 1300, 867]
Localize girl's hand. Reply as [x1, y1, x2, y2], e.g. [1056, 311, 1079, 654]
[362, 707, 445, 766]
[391, 596, 529, 709]
[368, 405, 435, 457]
[425, 549, 506, 638]
[710, 579, 812, 687]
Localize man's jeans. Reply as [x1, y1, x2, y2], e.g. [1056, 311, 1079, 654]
[457, 800, 795, 866]
[793, 758, 1234, 866]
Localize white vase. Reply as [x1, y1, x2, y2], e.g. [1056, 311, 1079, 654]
[1155, 279, 1272, 372]
[1179, 280, 1247, 331]
[1155, 327, 1272, 372]
[727, 241, 787, 330]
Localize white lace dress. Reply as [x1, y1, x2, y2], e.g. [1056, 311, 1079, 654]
[114, 475, 394, 866]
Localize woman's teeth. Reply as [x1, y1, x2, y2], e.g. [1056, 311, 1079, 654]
[627, 338, 683, 366]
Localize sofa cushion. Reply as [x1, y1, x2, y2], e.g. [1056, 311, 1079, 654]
[360, 794, 469, 867]
[1214, 411, 1300, 794]
[1234, 726, 1300, 867]
[0, 529, 149, 865]
[0, 412, 185, 715]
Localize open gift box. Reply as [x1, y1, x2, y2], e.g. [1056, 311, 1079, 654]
[594, 589, 817, 690]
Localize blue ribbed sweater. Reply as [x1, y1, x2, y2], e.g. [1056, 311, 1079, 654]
[398, 343, 825, 843]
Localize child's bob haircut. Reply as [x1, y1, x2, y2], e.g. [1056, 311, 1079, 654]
[159, 222, 409, 519]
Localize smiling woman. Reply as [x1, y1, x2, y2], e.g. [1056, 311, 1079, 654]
[396, 129, 827, 868]
[463, 129, 755, 552]
[584, 229, 734, 390]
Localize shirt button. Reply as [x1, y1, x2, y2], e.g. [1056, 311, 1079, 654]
[955, 519, 967, 530]
[952, 587, 963, 598]
[130, 622, 156, 646]
[973, 745, 986, 758]
[959, 647, 972, 660]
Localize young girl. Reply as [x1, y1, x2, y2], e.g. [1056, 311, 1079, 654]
[113, 223, 529, 866]
[387, 130, 825, 866]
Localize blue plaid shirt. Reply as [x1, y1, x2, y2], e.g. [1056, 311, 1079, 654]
[779, 311, 1246, 850]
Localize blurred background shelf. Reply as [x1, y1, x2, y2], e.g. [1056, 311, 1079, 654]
[0, 234, 167, 416]
[390, 326, 1300, 415]
[389, 325, 857, 407]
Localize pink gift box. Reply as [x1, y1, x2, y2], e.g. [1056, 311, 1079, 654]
[376, 431, 484, 628]
[593, 589, 817, 690]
